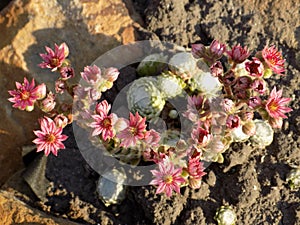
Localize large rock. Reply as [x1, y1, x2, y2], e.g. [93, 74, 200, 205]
[0, 0, 142, 185]
[0, 189, 82, 225]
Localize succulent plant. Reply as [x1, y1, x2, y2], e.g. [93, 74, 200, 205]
[231, 125, 250, 143]
[169, 52, 198, 80]
[250, 119, 274, 147]
[286, 167, 300, 189]
[136, 53, 168, 77]
[157, 72, 186, 99]
[214, 205, 237, 225]
[127, 77, 165, 120]
[189, 71, 222, 97]
[96, 168, 127, 207]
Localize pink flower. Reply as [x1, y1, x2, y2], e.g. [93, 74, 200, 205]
[81, 65, 101, 85]
[40, 92, 56, 113]
[8, 77, 40, 111]
[262, 45, 285, 75]
[191, 125, 212, 148]
[117, 112, 147, 147]
[60, 67, 75, 80]
[251, 79, 266, 95]
[226, 115, 241, 129]
[265, 87, 292, 119]
[150, 157, 185, 197]
[245, 57, 264, 77]
[226, 44, 251, 63]
[90, 100, 116, 140]
[39, 43, 69, 71]
[33, 117, 68, 156]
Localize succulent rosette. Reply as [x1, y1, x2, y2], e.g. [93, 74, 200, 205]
[169, 52, 198, 80]
[189, 71, 222, 97]
[250, 119, 274, 147]
[136, 53, 168, 76]
[127, 77, 166, 120]
[157, 71, 186, 99]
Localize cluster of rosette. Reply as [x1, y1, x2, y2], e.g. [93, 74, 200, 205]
[8, 40, 293, 197]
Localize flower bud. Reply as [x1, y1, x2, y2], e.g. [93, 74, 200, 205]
[60, 66, 75, 80]
[103, 67, 119, 82]
[221, 71, 236, 86]
[60, 42, 69, 58]
[191, 43, 206, 59]
[240, 111, 254, 121]
[169, 109, 178, 119]
[248, 96, 262, 109]
[210, 61, 224, 77]
[54, 114, 68, 128]
[251, 78, 267, 95]
[209, 40, 226, 60]
[226, 44, 251, 64]
[25, 105, 34, 112]
[40, 92, 56, 113]
[35, 83, 47, 100]
[242, 121, 256, 136]
[235, 76, 252, 89]
[55, 79, 66, 94]
[226, 115, 240, 129]
[245, 57, 264, 77]
[221, 98, 235, 113]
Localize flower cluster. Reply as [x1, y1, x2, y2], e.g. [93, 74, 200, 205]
[8, 41, 292, 198]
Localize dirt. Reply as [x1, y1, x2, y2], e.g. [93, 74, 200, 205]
[2, 0, 300, 224]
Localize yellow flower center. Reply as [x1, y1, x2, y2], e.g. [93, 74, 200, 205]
[51, 58, 59, 66]
[46, 133, 56, 143]
[102, 118, 111, 128]
[163, 175, 173, 184]
[130, 127, 137, 135]
[21, 91, 30, 100]
[269, 102, 278, 112]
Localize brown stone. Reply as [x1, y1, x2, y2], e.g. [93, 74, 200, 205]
[0, 0, 143, 185]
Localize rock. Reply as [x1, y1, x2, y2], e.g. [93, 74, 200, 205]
[0, 189, 82, 225]
[0, 0, 142, 185]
